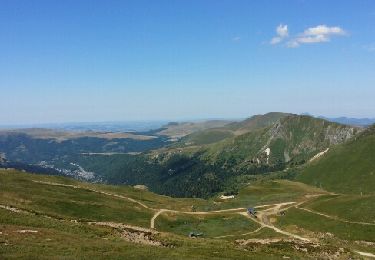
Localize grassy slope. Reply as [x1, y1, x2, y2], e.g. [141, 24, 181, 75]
[0, 170, 153, 227]
[179, 112, 288, 146]
[302, 194, 375, 223]
[1, 169, 338, 259]
[1, 169, 370, 259]
[224, 112, 290, 134]
[205, 180, 325, 211]
[156, 120, 233, 139]
[204, 115, 359, 170]
[1, 208, 282, 260]
[276, 207, 375, 245]
[156, 212, 260, 238]
[182, 129, 234, 145]
[297, 125, 375, 195]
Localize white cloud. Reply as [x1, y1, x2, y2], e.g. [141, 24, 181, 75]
[286, 25, 347, 48]
[277, 24, 289, 37]
[270, 24, 288, 45]
[303, 25, 346, 36]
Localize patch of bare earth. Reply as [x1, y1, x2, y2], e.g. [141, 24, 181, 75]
[89, 222, 170, 247]
[235, 238, 351, 259]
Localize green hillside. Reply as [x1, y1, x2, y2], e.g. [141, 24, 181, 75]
[204, 115, 360, 172]
[0, 114, 363, 199]
[1, 169, 373, 259]
[225, 112, 291, 134]
[297, 125, 375, 195]
[179, 112, 288, 145]
[68, 114, 360, 198]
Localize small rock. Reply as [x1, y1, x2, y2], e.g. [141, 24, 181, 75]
[16, 230, 38, 233]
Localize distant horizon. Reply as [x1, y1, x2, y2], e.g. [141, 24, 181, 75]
[1, 112, 374, 129]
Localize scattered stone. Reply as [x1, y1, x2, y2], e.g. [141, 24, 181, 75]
[89, 221, 169, 247]
[133, 185, 148, 191]
[16, 230, 38, 234]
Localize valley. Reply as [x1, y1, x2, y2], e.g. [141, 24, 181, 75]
[0, 113, 364, 198]
[1, 113, 374, 259]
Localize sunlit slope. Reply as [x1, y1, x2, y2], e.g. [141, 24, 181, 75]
[225, 112, 291, 134]
[297, 125, 375, 195]
[180, 112, 289, 145]
[204, 115, 360, 170]
[0, 169, 367, 259]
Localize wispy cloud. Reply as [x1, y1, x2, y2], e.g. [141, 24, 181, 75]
[270, 24, 347, 48]
[270, 24, 288, 44]
[287, 25, 347, 47]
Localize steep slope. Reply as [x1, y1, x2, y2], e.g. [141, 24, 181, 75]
[203, 115, 360, 172]
[296, 125, 375, 195]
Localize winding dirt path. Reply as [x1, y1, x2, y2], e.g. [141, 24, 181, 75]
[4, 178, 375, 259]
[29, 179, 373, 248]
[150, 209, 167, 229]
[238, 201, 311, 242]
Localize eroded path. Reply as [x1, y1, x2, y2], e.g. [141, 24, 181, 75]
[238, 202, 311, 242]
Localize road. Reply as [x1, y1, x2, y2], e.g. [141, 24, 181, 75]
[21, 179, 374, 258]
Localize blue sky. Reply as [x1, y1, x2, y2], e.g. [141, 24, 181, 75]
[1, 0, 375, 124]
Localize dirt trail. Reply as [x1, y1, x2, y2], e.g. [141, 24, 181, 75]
[214, 226, 264, 239]
[27, 179, 342, 244]
[150, 209, 167, 229]
[297, 206, 375, 226]
[89, 221, 157, 234]
[355, 251, 375, 258]
[238, 201, 311, 242]
[32, 180, 151, 210]
[4, 181, 374, 257]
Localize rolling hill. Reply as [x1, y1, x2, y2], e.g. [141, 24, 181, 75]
[155, 120, 234, 141]
[1, 169, 373, 259]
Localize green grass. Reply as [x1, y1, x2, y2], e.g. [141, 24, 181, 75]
[297, 126, 375, 195]
[302, 194, 375, 223]
[156, 212, 260, 238]
[205, 180, 325, 210]
[0, 208, 288, 259]
[0, 168, 215, 213]
[0, 169, 371, 259]
[183, 129, 233, 145]
[77, 181, 213, 212]
[276, 207, 375, 243]
[0, 170, 153, 227]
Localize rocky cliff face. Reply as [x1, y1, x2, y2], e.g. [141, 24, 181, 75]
[251, 116, 360, 165]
